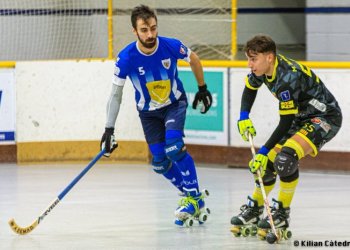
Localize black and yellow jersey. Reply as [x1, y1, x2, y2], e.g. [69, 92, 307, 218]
[241, 54, 342, 150]
[245, 54, 341, 118]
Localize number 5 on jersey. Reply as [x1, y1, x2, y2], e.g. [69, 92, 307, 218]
[138, 67, 145, 75]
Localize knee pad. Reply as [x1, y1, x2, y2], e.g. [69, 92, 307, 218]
[165, 138, 187, 162]
[274, 147, 299, 178]
[149, 142, 171, 174]
[280, 169, 299, 182]
[152, 156, 172, 174]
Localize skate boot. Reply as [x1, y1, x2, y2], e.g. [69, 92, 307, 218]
[257, 198, 292, 242]
[230, 196, 264, 237]
[174, 189, 210, 227]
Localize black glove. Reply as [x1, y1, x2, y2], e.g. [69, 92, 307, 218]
[100, 127, 118, 157]
[192, 84, 212, 114]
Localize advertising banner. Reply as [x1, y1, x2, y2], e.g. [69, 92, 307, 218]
[0, 69, 15, 144]
[179, 68, 228, 146]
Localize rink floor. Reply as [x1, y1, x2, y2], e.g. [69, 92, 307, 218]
[0, 161, 349, 250]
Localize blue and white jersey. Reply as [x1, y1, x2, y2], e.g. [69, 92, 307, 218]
[113, 36, 191, 111]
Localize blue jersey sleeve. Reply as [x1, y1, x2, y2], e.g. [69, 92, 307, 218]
[114, 50, 130, 79]
[163, 37, 191, 62]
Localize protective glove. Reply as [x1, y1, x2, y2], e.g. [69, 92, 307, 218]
[237, 111, 256, 141]
[192, 84, 212, 114]
[100, 127, 118, 157]
[249, 146, 269, 177]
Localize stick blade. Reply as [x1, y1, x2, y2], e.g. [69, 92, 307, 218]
[9, 218, 39, 235]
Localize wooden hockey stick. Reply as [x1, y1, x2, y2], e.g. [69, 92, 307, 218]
[247, 134, 280, 243]
[9, 149, 106, 235]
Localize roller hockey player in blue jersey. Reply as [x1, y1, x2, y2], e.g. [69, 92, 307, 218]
[100, 5, 212, 227]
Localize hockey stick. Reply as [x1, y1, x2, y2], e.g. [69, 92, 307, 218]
[9, 149, 106, 235]
[247, 134, 280, 243]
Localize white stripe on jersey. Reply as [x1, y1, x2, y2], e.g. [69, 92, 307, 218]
[130, 74, 145, 110]
[172, 78, 182, 100]
[171, 66, 182, 99]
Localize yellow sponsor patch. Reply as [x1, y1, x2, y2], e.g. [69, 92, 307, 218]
[146, 80, 171, 104]
[280, 100, 295, 109]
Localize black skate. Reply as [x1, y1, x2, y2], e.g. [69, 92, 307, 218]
[230, 196, 264, 237]
[257, 198, 292, 242]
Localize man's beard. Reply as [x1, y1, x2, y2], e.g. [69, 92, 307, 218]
[137, 33, 157, 49]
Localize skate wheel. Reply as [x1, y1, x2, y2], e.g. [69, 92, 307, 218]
[282, 229, 292, 239]
[201, 189, 209, 197]
[250, 226, 257, 236]
[198, 212, 208, 223]
[230, 227, 241, 237]
[230, 226, 240, 234]
[266, 232, 278, 244]
[257, 228, 267, 239]
[241, 227, 250, 237]
[184, 218, 193, 227]
[206, 208, 211, 214]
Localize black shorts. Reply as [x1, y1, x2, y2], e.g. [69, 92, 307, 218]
[278, 112, 342, 154]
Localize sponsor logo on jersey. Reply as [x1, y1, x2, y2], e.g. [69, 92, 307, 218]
[115, 57, 120, 67]
[320, 120, 331, 133]
[146, 80, 171, 104]
[280, 100, 295, 109]
[280, 90, 291, 101]
[162, 58, 171, 69]
[180, 45, 187, 55]
[310, 117, 331, 133]
[309, 98, 326, 112]
[311, 117, 321, 124]
[114, 66, 120, 76]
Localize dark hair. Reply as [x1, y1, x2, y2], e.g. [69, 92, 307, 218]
[131, 5, 157, 29]
[244, 34, 276, 56]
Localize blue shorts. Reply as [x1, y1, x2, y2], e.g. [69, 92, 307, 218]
[139, 95, 188, 144]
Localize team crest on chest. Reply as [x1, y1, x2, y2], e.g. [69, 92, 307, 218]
[162, 58, 171, 69]
[280, 90, 291, 101]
